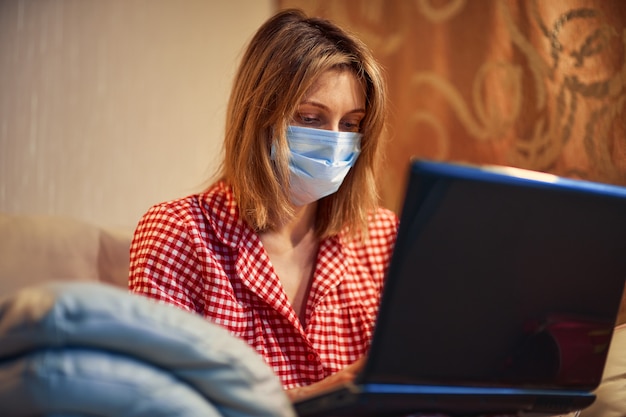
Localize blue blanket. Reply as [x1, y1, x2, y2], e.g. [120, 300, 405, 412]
[0, 282, 295, 417]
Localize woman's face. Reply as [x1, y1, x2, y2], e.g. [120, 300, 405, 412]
[292, 68, 366, 133]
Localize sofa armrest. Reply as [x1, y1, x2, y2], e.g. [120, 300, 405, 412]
[579, 324, 626, 417]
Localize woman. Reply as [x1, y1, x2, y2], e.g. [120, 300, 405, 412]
[129, 8, 398, 401]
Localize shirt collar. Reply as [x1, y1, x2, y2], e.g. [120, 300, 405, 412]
[197, 181, 254, 249]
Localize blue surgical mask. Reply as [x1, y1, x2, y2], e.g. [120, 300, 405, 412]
[274, 125, 362, 206]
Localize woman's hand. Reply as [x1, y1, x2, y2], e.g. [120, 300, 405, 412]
[286, 357, 366, 402]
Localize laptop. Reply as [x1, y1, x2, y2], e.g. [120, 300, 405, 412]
[295, 159, 626, 417]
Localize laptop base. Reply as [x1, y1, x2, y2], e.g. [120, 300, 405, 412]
[295, 383, 594, 417]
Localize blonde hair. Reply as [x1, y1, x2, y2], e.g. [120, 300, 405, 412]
[219, 9, 388, 239]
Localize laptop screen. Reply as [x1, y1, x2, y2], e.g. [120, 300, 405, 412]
[364, 160, 626, 391]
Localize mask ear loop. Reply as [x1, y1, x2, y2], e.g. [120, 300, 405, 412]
[269, 124, 289, 160]
[269, 124, 291, 195]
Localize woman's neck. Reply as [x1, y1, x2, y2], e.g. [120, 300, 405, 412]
[273, 202, 318, 249]
[258, 202, 320, 324]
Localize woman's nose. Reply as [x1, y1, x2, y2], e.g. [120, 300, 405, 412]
[327, 121, 341, 132]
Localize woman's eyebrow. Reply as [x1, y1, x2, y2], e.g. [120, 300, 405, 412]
[300, 100, 366, 114]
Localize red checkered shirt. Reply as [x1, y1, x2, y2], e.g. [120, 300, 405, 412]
[129, 181, 398, 389]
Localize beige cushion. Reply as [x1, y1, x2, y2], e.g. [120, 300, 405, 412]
[579, 324, 626, 417]
[0, 212, 131, 296]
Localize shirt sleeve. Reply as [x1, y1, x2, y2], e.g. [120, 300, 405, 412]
[128, 202, 205, 314]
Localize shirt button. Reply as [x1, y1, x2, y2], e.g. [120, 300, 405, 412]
[306, 353, 316, 361]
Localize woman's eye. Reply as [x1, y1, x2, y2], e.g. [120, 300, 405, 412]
[298, 114, 320, 125]
[341, 120, 362, 132]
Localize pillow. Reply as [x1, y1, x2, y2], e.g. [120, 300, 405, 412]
[0, 213, 100, 295]
[98, 225, 132, 287]
[0, 213, 131, 296]
[0, 282, 295, 417]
